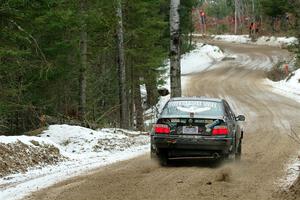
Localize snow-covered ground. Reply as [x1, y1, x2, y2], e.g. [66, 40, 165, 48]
[265, 69, 300, 189]
[181, 43, 225, 75]
[213, 35, 298, 47]
[0, 125, 149, 200]
[193, 34, 298, 47]
[265, 69, 300, 103]
[279, 155, 300, 190]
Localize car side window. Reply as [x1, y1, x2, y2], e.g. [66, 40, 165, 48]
[224, 101, 235, 120]
[223, 102, 232, 120]
[228, 103, 236, 120]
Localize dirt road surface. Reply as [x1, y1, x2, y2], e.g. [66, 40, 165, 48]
[26, 42, 300, 200]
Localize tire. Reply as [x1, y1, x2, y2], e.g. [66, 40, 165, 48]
[150, 146, 156, 159]
[235, 142, 242, 161]
[158, 151, 169, 166]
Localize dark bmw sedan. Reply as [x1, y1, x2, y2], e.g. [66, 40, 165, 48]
[150, 97, 245, 165]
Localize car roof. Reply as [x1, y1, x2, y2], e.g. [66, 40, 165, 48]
[169, 96, 223, 103]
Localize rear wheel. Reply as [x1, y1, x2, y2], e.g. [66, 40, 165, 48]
[235, 142, 242, 161]
[158, 151, 169, 166]
[150, 146, 156, 159]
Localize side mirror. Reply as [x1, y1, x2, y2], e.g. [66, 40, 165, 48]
[236, 115, 245, 121]
[157, 87, 169, 97]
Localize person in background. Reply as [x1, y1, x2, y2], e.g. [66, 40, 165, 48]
[249, 22, 253, 36]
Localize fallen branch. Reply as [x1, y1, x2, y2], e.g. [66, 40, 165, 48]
[10, 20, 51, 77]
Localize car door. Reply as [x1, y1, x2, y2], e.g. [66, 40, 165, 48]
[224, 101, 241, 151]
[223, 101, 235, 136]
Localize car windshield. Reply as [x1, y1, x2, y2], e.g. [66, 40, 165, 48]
[160, 100, 223, 117]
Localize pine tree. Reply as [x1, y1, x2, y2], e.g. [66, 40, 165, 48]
[0, 0, 197, 134]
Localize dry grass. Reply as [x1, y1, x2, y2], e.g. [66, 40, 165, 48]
[25, 127, 47, 136]
[0, 141, 64, 177]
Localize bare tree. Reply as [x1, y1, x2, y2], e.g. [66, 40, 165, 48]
[170, 0, 182, 97]
[116, 0, 129, 129]
[234, 0, 246, 34]
[251, 0, 255, 20]
[234, 0, 238, 34]
[79, 0, 87, 120]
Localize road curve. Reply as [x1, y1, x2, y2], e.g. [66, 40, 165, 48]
[26, 42, 300, 200]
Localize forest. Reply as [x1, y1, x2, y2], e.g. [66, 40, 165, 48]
[1, 0, 300, 135]
[0, 0, 198, 135]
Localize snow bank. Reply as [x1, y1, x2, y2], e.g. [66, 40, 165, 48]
[278, 155, 300, 190]
[212, 34, 298, 47]
[0, 135, 57, 146]
[0, 125, 149, 200]
[265, 69, 300, 103]
[214, 35, 251, 44]
[266, 69, 300, 190]
[256, 36, 298, 47]
[40, 125, 148, 158]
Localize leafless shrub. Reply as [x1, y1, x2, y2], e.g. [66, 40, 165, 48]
[266, 62, 287, 81]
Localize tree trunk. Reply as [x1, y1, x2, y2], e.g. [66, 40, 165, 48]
[129, 60, 134, 129]
[234, 0, 239, 34]
[79, 0, 87, 120]
[134, 79, 144, 131]
[251, 0, 255, 21]
[145, 75, 158, 107]
[170, 0, 181, 97]
[238, 0, 244, 33]
[295, 2, 300, 66]
[116, 0, 129, 129]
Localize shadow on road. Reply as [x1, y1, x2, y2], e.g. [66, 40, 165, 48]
[165, 158, 228, 168]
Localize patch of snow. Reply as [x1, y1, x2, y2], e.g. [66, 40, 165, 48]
[140, 84, 147, 96]
[211, 34, 298, 47]
[0, 135, 57, 147]
[214, 35, 251, 44]
[278, 154, 300, 190]
[181, 43, 225, 74]
[266, 69, 300, 189]
[0, 125, 149, 200]
[144, 94, 170, 126]
[256, 36, 298, 47]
